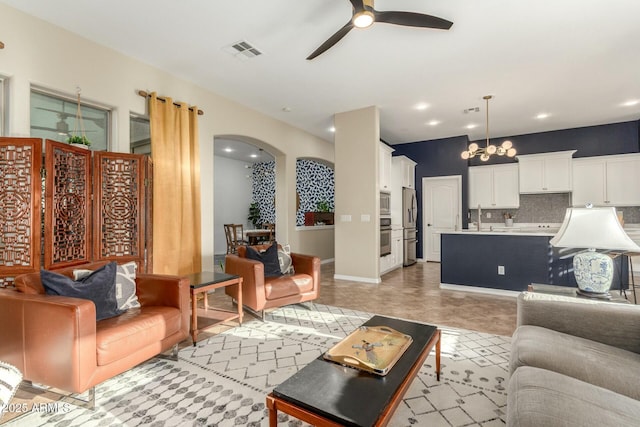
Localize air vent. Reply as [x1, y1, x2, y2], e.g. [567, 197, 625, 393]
[464, 107, 480, 114]
[223, 40, 263, 60]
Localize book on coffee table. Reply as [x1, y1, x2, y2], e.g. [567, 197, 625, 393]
[323, 325, 413, 376]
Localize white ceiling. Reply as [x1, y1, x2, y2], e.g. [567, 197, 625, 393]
[5, 0, 640, 145]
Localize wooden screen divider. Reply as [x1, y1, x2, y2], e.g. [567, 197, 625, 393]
[0, 137, 152, 286]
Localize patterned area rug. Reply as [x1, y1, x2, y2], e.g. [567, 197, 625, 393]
[6, 304, 510, 426]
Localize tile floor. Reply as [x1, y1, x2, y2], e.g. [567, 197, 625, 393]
[210, 260, 518, 337]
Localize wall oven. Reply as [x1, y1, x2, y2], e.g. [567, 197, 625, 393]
[380, 192, 391, 216]
[380, 217, 392, 256]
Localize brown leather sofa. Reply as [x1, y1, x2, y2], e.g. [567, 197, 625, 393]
[225, 245, 320, 318]
[0, 261, 189, 407]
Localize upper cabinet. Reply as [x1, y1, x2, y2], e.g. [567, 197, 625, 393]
[379, 142, 394, 192]
[392, 155, 417, 189]
[469, 163, 520, 209]
[517, 150, 576, 194]
[572, 153, 640, 207]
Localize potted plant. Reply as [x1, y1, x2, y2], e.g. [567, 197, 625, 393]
[304, 200, 334, 226]
[67, 134, 91, 149]
[248, 201, 261, 228]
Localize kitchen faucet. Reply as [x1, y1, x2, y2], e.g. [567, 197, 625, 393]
[477, 204, 482, 231]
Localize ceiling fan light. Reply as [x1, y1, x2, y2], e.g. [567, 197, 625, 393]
[353, 11, 374, 28]
[468, 142, 479, 152]
[507, 148, 517, 157]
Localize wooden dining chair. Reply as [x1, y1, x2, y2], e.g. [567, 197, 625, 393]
[224, 224, 248, 254]
[262, 223, 276, 243]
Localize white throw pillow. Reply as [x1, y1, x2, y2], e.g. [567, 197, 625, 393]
[278, 244, 294, 275]
[74, 261, 140, 310]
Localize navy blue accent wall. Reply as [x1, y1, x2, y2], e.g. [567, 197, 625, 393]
[392, 120, 640, 258]
[391, 136, 470, 259]
[468, 120, 639, 166]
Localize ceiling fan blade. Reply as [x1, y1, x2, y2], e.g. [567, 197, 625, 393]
[307, 21, 354, 60]
[374, 11, 453, 30]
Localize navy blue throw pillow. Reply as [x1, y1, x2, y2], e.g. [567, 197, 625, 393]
[41, 262, 121, 321]
[246, 243, 283, 277]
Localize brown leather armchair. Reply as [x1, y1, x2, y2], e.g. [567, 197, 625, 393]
[225, 244, 320, 318]
[0, 261, 189, 407]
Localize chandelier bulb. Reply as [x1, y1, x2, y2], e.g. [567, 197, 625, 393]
[468, 142, 479, 152]
[507, 148, 517, 157]
[461, 151, 470, 160]
[487, 144, 497, 155]
[480, 153, 490, 162]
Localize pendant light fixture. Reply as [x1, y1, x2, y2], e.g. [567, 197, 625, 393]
[461, 95, 516, 161]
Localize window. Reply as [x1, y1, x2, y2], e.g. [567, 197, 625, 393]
[130, 114, 150, 155]
[30, 89, 110, 151]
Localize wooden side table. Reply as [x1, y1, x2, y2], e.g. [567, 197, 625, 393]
[186, 271, 243, 345]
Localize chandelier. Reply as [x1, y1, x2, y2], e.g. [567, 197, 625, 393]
[461, 95, 516, 161]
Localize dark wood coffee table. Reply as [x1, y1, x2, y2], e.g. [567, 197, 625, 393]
[266, 315, 441, 426]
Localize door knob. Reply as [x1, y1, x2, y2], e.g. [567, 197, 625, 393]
[427, 223, 432, 226]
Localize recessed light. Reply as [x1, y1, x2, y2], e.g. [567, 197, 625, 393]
[329, 126, 336, 133]
[622, 100, 639, 107]
[415, 103, 429, 111]
[250, 154, 258, 158]
[466, 124, 478, 129]
[427, 120, 440, 126]
[535, 113, 550, 119]
[224, 147, 233, 153]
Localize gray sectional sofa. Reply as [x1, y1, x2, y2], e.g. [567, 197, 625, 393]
[508, 292, 640, 426]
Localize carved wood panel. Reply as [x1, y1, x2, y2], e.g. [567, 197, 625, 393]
[0, 138, 42, 286]
[93, 152, 147, 269]
[44, 140, 92, 269]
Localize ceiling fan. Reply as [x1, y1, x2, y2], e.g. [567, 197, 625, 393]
[307, 0, 453, 60]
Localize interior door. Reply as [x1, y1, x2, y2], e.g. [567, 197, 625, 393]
[423, 176, 462, 262]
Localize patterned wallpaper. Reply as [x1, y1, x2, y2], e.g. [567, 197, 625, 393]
[250, 159, 335, 227]
[296, 160, 335, 226]
[251, 161, 276, 226]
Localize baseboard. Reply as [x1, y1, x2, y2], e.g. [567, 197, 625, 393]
[440, 283, 521, 298]
[334, 274, 381, 284]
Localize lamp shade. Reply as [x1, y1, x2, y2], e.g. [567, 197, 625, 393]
[550, 207, 640, 251]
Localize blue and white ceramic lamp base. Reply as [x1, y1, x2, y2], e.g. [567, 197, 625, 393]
[573, 251, 614, 295]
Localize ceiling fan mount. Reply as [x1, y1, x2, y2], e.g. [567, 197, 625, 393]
[307, 0, 453, 60]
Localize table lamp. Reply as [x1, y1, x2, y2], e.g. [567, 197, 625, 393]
[550, 206, 640, 298]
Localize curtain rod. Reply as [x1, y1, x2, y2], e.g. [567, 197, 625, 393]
[137, 90, 204, 116]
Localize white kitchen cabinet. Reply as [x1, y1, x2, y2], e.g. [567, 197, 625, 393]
[381, 228, 404, 275]
[379, 143, 394, 192]
[392, 155, 417, 189]
[572, 153, 640, 207]
[469, 164, 520, 209]
[517, 150, 576, 193]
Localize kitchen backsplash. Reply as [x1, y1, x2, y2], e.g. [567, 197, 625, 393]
[469, 193, 640, 224]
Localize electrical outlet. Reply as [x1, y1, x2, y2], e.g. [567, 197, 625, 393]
[486, 212, 492, 219]
[498, 265, 505, 275]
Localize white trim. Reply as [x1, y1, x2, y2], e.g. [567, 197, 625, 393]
[334, 274, 381, 284]
[320, 258, 334, 264]
[295, 225, 335, 231]
[440, 283, 521, 298]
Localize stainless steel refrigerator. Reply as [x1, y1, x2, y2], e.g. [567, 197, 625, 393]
[402, 187, 417, 266]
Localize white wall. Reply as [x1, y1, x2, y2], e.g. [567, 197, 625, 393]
[213, 156, 253, 254]
[0, 3, 335, 271]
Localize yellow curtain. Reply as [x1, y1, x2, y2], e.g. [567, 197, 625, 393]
[149, 92, 202, 275]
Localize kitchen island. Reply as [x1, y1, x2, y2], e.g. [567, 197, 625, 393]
[441, 228, 627, 294]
